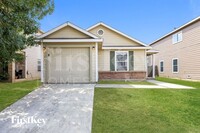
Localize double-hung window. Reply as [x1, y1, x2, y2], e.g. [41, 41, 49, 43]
[38, 59, 41, 71]
[172, 58, 178, 73]
[160, 61, 164, 72]
[172, 32, 182, 44]
[115, 51, 128, 71]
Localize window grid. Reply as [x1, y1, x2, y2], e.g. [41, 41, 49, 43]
[172, 58, 178, 73]
[115, 51, 129, 71]
[160, 61, 164, 72]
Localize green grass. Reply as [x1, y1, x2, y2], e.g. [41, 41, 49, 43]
[92, 79, 200, 133]
[98, 80, 154, 85]
[0, 80, 41, 111]
[156, 77, 200, 89]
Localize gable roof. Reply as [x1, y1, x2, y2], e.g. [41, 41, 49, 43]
[150, 16, 200, 45]
[38, 22, 99, 39]
[87, 22, 147, 47]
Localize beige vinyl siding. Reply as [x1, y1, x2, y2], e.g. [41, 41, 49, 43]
[91, 46, 97, 81]
[98, 49, 110, 71]
[24, 46, 41, 79]
[88, 25, 141, 47]
[98, 49, 146, 71]
[43, 42, 97, 83]
[45, 26, 91, 39]
[152, 21, 200, 80]
[134, 50, 146, 71]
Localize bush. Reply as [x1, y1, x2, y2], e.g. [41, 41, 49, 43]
[0, 72, 9, 81]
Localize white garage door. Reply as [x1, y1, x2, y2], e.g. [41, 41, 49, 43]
[47, 47, 90, 83]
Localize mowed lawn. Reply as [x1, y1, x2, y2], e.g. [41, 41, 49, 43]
[0, 80, 41, 111]
[92, 78, 200, 133]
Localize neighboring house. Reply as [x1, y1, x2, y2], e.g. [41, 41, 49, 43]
[149, 16, 200, 80]
[38, 22, 152, 83]
[6, 30, 43, 82]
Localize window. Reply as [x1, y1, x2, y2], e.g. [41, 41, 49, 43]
[115, 51, 128, 71]
[172, 32, 182, 44]
[38, 59, 41, 71]
[160, 61, 164, 72]
[172, 58, 178, 73]
[97, 29, 104, 36]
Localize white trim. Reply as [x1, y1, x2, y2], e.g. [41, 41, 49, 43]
[38, 22, 99, 39]
[45, 44, 93, 48]
[87, 22, 147, 47]
[146, 49, 159, 55]
[41, 42, 44, 82]
[145, 49, 148, 78]
[95, 43, 98, 82]
[172, 58, 179, 73]
[150, 16, 200, 45]
[115, 51, 129, 71]
[152, 54, 156, 78]
[25, 52, 27, 79]
[41, 39, 103, 43]
[102, 46, 151, 50]
[172, 31, 182, 44]
[159, 60, 164, 73]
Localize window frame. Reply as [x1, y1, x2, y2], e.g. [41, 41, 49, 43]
[37, 59, 41, 72]
[97, 29, 104, 36]
[115, 51, 129, 71]
[160, 60, 164, 73]
[172, 58, 179, 73]
[172, 31, 182, 44]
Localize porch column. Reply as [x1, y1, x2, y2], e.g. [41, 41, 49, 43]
[41, 42, 44, 82]
[8, 62, 15, 82]
[25, 52, 27, 79]
[95, 42, 98, 82]
[152, 54, 155, 78]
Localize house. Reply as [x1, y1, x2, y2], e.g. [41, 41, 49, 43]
[5, 30, 43, 82]
[38, 22, 152, 83]
[149, 16, 200, 80]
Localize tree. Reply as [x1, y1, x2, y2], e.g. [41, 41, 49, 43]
[0, 0, 54, 79]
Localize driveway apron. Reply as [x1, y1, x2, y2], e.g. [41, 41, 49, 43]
[0, 84, 95, 133]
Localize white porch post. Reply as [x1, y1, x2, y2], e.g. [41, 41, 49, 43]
[95, 42, 98, 82]
[145, 50, 148, 78]
[25, 52, 27, 79]
[41, 42, 44, 82]
[152, 54, 155, 78]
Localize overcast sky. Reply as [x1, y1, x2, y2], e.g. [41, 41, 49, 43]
[40, 0, 200, 44]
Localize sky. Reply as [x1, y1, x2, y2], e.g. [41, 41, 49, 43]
[39, 0, 200, 44]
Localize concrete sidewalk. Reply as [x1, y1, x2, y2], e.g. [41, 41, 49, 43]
[147, 80, 194, 89]
[95, 80, 194, 89]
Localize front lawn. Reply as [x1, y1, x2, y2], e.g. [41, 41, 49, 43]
[0, 80, 41, 111]
[98, 80, 154, 85]
[92, 80, 200, 133]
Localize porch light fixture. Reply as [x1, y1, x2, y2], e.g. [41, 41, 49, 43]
[92, 46, 95, 49]
[43, 47, 46, 52]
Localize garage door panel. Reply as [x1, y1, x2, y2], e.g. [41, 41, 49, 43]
[59, 48, 71, 83]
[48, 48, 62, 83]
[70, 48, 90, 82]
[47, 47, 90, 83]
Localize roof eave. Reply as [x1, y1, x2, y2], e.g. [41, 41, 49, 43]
[87, 22, 148, 47]
[150, 16, 200, 46]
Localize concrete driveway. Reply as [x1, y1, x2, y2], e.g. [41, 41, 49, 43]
[0, 84, 95, 133]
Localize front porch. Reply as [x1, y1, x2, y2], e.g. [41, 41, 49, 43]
[146, 49, 159, 79]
